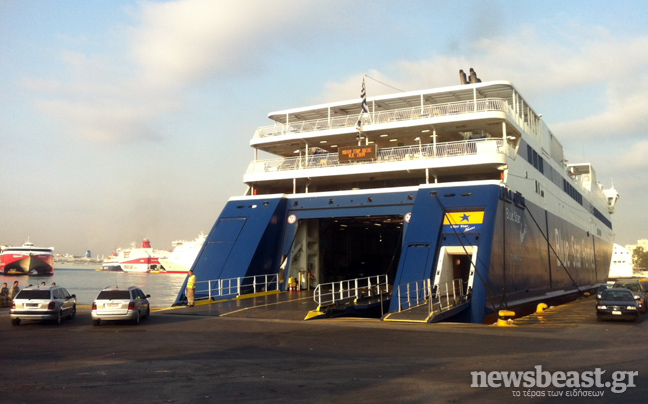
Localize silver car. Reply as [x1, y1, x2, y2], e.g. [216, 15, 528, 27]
[91, 286, 151, 326]
[10, 286, 77, 325]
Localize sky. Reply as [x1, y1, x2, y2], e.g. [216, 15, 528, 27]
[1, 0, 648, 257]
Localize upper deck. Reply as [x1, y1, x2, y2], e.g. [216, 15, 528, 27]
[244, 80, 563, 196]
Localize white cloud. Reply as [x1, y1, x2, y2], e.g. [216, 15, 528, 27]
[26, 0, 313, 143]
[319, 21, 648, 167]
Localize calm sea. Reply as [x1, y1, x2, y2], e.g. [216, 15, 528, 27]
[1, 266, 187, 307]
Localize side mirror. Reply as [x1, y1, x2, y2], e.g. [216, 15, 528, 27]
[146, 294, 151, 298]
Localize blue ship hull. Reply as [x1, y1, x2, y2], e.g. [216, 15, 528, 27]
[175, 182, 611, 323]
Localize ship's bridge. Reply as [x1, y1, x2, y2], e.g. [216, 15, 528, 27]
[245, 81, 542, 195]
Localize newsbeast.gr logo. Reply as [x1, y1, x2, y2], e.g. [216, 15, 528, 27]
[471, 365, 638, 397]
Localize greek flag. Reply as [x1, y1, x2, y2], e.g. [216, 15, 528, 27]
[360, 76, 368, 113]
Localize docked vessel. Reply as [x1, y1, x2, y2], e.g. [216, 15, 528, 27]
[158, 233, 206, 274]
[119, 239, 169, 273]
[101, 250, 124, 271]
[608, 244, 633, 280]
[177, 70, 618, 323]
[1, 241, 55, 275]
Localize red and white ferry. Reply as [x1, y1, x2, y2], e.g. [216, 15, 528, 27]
[0, 241, 55, 275]
[119, 239, 170, 273]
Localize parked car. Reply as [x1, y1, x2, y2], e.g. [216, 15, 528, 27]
[596, 288, 641, 322]
[612, 278, 648, 313]
[91, 286, 151, 326]
[10, 285, 76, 325]
[596, 284, 611, 300]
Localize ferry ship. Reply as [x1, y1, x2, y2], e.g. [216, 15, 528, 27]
[177, 70, 619, 323]
[1, 241, 55, 275]
[158, 233, 206, 274]
[101, 250, 124, 271]
[118, 239, 169, 273]
[609, 244, 633, 279]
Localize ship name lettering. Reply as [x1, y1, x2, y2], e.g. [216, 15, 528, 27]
[505, 207, 521, 224]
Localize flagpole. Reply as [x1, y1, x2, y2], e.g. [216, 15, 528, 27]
[356, 73, 368, 145]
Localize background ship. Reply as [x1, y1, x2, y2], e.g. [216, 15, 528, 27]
[1, 241, 55, 275]
[101, 250, 124, 271]
[175, 71, 618, 323]
[158, 233, 206, 274]
[108, 239, 169, 273]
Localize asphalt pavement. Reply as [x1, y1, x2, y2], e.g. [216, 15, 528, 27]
[1, 296, 647, 404]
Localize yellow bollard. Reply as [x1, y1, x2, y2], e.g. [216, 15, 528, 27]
[497, 310, 516, 326]
[536, 303, 548, 313]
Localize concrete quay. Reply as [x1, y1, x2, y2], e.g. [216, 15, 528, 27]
[1, 296, 647, 404]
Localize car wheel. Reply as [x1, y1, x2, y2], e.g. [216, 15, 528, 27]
[93, 319, 101, 326]
[145, 306, 150, 319]
[635, 314, 642, 323]
[69, 305, 76, 320]
[11, 318, 20, 326]
[643, 300, 647, 314]
[596, 314, 603, 322]
[133, 312, 140, 325]
[55, 310, 63, 325]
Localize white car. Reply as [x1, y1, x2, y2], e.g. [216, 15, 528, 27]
[91, 286, 151, 326]
[10, 286, 77, 325]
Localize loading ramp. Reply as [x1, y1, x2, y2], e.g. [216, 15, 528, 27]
[306, 275, 391, 320]
[383, 278, 470, 323]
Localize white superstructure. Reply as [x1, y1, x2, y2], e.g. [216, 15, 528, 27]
[159, 233, 206, 274]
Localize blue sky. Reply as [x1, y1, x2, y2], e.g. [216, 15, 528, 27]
[1, 0, 647, 256]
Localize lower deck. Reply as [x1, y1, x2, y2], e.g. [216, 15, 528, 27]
[178, 182, 611, 323]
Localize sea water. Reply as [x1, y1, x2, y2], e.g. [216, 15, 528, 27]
[1, 267, 188, 307]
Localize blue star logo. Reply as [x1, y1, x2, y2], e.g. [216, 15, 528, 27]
[460, 214, 470, 222]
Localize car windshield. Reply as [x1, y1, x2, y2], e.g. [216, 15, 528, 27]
[602, 290, 634, 301]
[16, 290, 50, 299]
[615, 283, 639, 291]
[97, 290, 130, 300]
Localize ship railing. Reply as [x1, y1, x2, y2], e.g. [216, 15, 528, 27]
[428, 278, 467, 315]
[253, 98, 508, 139]
[313, 274, 389, 307]
[246, 139, 507, 174]
[395, 278, 466, 314]
[194, 274, 279, 301]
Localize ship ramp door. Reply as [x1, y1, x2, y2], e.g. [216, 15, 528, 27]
[285, 215, 402, 318]
[384, 246, 476, 323]
[433, 246, 476, 298]
[285, 216, 403, 290]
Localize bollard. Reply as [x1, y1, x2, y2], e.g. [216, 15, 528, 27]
[536, 303, 548, 313]
[497, 310, 516, 326]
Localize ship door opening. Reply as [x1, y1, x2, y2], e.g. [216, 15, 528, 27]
[286, 215, 403, 290]
[433, 246, 477, 297]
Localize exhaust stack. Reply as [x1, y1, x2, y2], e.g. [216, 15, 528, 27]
[459, 69, 468, 85]
[469, 68, 482, 84]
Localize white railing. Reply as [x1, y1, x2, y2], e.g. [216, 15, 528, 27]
[253, 98, 509, 139]
[246, 139, 506, 174]
[313, 274, 389, 307]
[429, 278, 467, 314]
[395, 278, 466, 315]
[396, 278, 432, 311]
[194, 274, 279, 302]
